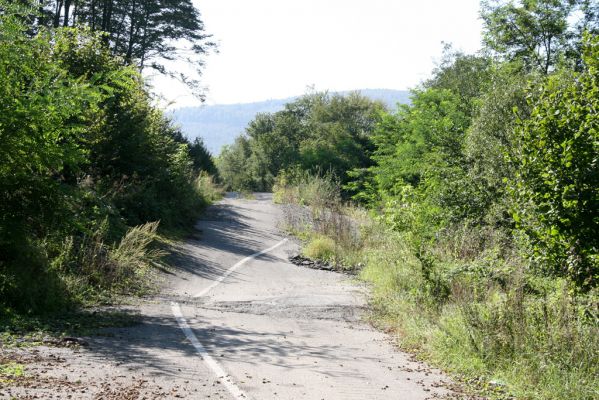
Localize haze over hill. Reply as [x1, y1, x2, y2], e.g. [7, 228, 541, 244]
[170, 89, 410, 154]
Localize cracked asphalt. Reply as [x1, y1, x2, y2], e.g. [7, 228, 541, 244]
[1, 193, 457, 400]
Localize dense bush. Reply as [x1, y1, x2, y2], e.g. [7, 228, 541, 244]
[217, 92, 384, 193]
[0, 3, 217, 314]
[510, 35, 599, 289]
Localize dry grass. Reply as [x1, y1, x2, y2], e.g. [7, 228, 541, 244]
[53, 221, 167, 302]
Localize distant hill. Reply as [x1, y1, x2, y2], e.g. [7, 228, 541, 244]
[170, 89, 411, 155]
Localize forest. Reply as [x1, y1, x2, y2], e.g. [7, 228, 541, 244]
[0, 0, 219, 313]
[217, 1, 598, 398]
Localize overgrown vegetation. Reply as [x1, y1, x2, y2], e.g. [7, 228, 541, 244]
[236, 1, 599, 398]
[0, 1, 219, 315]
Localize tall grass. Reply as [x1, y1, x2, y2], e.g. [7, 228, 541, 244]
[51, 221, 166, 305]
[279, 173, 599, 400]
[273, 168, 341, 208]
[275, 170, 366, 269]
[360, 228, 598, 399]
[196, 172, 224, 203]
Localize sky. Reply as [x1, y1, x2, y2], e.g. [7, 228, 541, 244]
[149, 0, 483, 107]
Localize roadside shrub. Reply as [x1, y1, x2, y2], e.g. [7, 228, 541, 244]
[510, 36, 599, 289]
[273, 168, 341, 208]
[281, 178, 598, 399]
[196, 172, 224, 203]
[50, 221, 165, 303]
[303, 235, 336, 262]
[109, 222, 166, 293]
[357, 224, 598, 400]
[0, 7, 217, 314]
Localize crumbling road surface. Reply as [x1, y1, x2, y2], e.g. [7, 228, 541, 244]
[2, 194, 457, 399]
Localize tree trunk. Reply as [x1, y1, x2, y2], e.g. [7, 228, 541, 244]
[138, 6, 151, 69]
[53, 0, 63, 28]
[72, 0, 78, 26]
[125, 0, 137, 62]
[91, 0, 97, 30]
[63, 0, 71, 27]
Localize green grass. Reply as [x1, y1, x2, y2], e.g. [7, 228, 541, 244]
[0, 362, 25, 387]
[0, 362, 25, 378]
[280, 181, 598, 400]
[358, 230, 599, 400]
[303, 235, 336, 261]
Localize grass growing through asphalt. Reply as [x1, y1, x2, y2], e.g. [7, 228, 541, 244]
[303, 235, 336, 262]
[0, 362, 24, 378]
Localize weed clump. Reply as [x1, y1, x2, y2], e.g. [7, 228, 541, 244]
[303, 235, 336, 262]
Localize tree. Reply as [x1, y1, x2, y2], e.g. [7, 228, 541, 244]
[216, 137, 254, 191]
[367, 89, 473, 228]
[481, 0, 573, 73]
[39, 0, 215, 97]
[0, 10, 101, 245]
[217, 92, 385, 193]
[510, 35, 599, 289]
[427, 48, 493, 116]
[189, 137, 217, 175]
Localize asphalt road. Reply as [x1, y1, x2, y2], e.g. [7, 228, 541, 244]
[2, 193, 455, 399]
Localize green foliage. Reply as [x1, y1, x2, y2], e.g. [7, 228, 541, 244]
[481, 0, 573, 73]
[509, 35, 599, 288]
[273, 168, 341, 208]
[0, 4, 217, 314]
[367, 88, 474, 237]
[271, 7, 599, 397]
[217, 91, 384, 193]
[427, 49, 493, 116]
[360, 227, 598, 400]
[195, 172, 224, 203]
[463, 65, 536, 227]
[303, 235, 336, 262]
[38, 0, 216, 97]
[189, 137, 218, 175]
[283, 177, 598, 399]
[216, 136, 255, 191]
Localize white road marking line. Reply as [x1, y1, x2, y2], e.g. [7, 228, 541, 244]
[193, 238, 288, 298]
[171, 302, 247, 400]
[171, 238, 288, 400]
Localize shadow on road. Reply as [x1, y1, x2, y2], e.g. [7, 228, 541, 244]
[86, 312, 373, 380]
[164, 199, 283, 283]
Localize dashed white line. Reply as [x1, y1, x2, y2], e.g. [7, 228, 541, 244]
[193, 238, 288, 298]
[171, 302, 247, 399]
[171, 238, 288, 400]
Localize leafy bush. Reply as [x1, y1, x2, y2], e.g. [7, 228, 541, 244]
[0, 4, 218, 314]
[273, 168, 341, 208]
[510, 36, 599, 289]
[303, 235, 336, 262]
